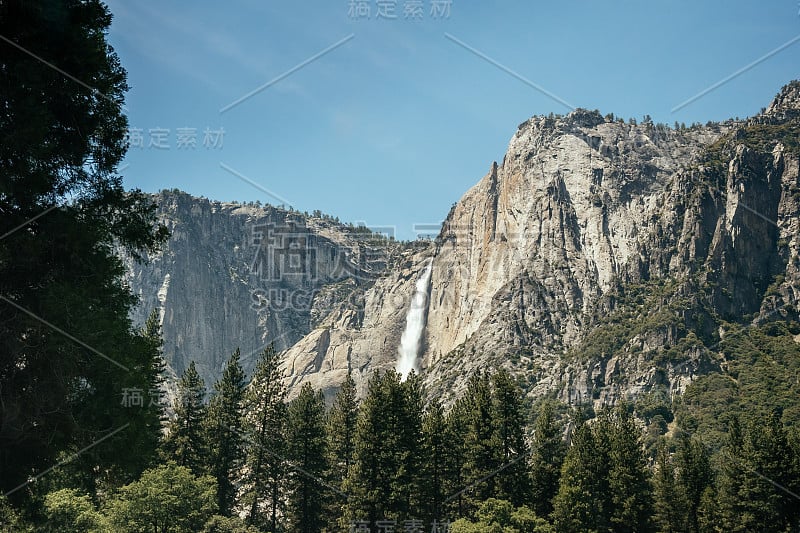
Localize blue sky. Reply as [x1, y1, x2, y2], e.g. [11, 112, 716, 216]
[106, 0, 800, 240]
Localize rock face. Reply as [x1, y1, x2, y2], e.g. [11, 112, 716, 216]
[123, 193, 397, 393]
[127, 81, 800, 408]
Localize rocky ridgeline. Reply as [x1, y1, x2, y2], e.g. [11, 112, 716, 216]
[123, 191, 403, 396]
[127, 81, 800, 409]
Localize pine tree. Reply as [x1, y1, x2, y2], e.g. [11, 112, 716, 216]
[345, 370, 394, 526]
[164, 361, 208, 475]
[443, 395, 470, 519]
[243, 345, 287, 532]
[652, 440, 688, 532]
[460, 372, 499, 514]
[324, 372, 359, 530]
[127, 309, 169, 474]
[529, 401, 566, 518]
[608, 404, 652, 531]
[551, 414, 608, 532]
[286, 383, 327, 533]
[491, 369, 533, 507]
[94, 308, 169, 487]
[696, 485, 719, 533]
[0, 0, 168, 498]
[718, 412, 796, 532]
[344, 370, 423, 525]
[420, 399, 448, 524]
[204, 348, 246, 516]
[142, 309, 168, 395]
[716, 416, 746, 532]
[399, 372, 425, 519]
[674, 431, 712, 532]
[788, 427, 800, 529]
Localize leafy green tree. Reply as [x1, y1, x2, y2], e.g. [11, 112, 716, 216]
[0, 494, 30, 532]
[242, 345, 287, 531]
[41, 488, 105, 533]
[509, 504, 555, 533]
[324, 371, 359, 530]
[451, 498, 554, 533]
[286, 383, 327, 533]
[491, 369, 533, 507]
[200, 515, 261, 533]
[0, 0, 168, 499]
[204, 348, 246, 516]
[164, 361, 208, 475]
[104, 462, 217, 532]
[529, 401, 566, 517]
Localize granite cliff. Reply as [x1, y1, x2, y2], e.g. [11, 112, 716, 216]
[126, 81, 800, 409]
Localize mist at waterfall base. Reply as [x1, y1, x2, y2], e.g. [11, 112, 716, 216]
[396, 261, 433, 381]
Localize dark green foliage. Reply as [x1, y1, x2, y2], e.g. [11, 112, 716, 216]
[200, 515, 261, 533]
[696, 485, 719, 533]
[551, 416, 608, 532]
[103, 462, 217, 532]
[42, 489, 105, 533]
[529, 402, 566, 518]
[675, 322, 800, 450]
[652, 442, 688, 532]
[286, 383, 328, 533]
[451, 498, 554, 533]
[569, 279, 688, 364]
[675, 432, 712, 532]
[552, 406, 652, 532]
[123, 309, 169, 477]
[459, 372, 501, 513]
[420, 399, 448, 523]
[0, 495, 30, 532]
[608, 405, 653, 531]
[0, 0, 168, 502]
[204, 348, 246, 516]
[442, 394, 471, 518]
[716, 413, 800, 532]
[344, 370, 424, 526]
[491, 369, 533, 506]
[636, 388, 675, 456]
[164, 361, 208, 475]
[242, 345, 287, 531]
[324, 371, 359, 530]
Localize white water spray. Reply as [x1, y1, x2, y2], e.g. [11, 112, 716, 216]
[397, 260, 433, 381]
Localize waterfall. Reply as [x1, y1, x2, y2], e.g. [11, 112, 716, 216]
[397, 260, 433, 381]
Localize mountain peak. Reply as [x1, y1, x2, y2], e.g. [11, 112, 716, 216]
[764, 79, 800, 117]
[565, 108, 605, 128]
